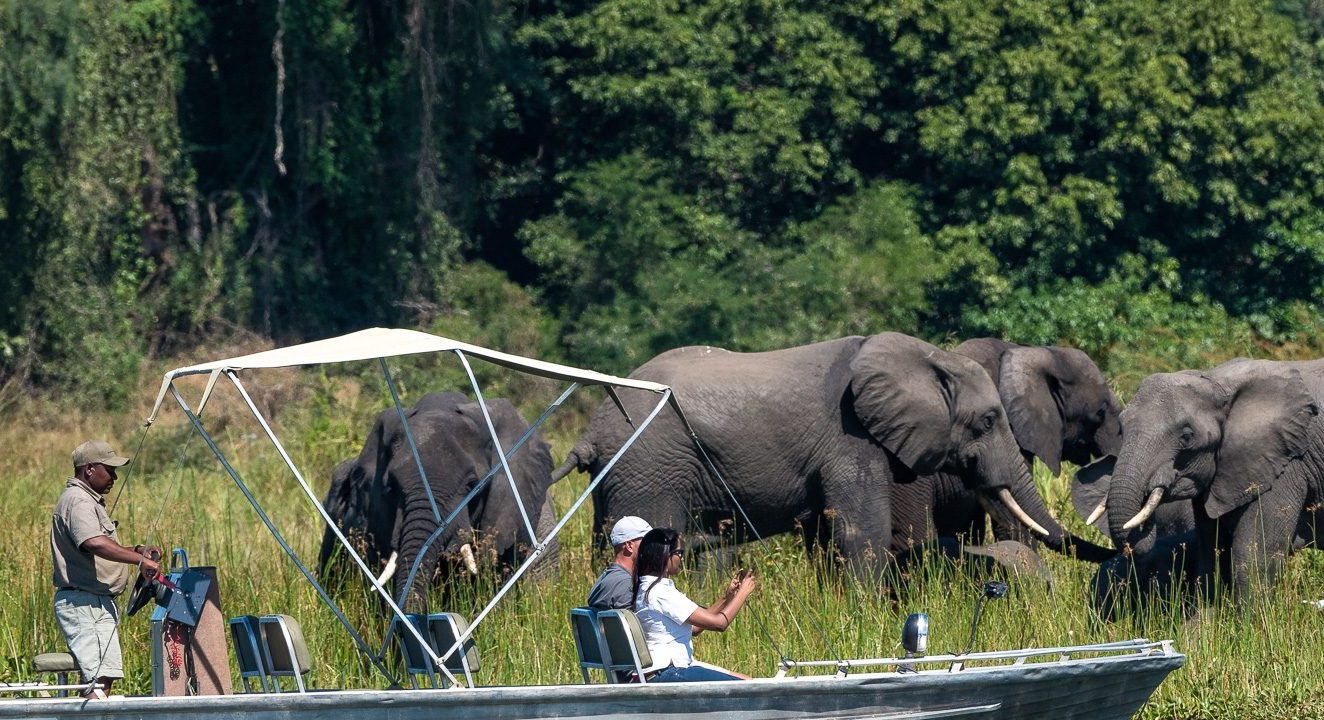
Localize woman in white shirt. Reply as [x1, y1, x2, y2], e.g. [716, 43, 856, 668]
[631, 527, 756, 682]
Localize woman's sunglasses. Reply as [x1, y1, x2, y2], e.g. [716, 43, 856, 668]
[670, 547, 684, 558]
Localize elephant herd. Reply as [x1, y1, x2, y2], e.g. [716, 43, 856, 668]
[318, 333, 1324, 617]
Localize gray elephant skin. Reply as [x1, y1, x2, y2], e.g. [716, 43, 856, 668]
[555, 332, 1093, 573]
[1103, 359, 1324, 602]
[893, 338, 1121, 563]
[319, 391, 558, 604]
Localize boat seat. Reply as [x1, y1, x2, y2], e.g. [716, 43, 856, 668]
[32, 653, 80, 697]
[569, 607, 613, 683]
[428, 612, 479, 687]
[596, 609, 654, 683]
[258, 614, 312, 692]
[393, 612, 479, 689]
[229, 615, 272, 693]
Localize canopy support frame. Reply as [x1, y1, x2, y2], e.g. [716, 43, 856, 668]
[430, 388, 675, 672]
[224, 371, 457, 685]
[379, 381, 582, 659]
[167, 382, 402, 685]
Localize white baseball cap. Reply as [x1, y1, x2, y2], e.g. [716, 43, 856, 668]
[609, 516, 653, 546]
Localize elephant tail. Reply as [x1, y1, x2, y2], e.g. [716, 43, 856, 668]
[551, 440, 595, 483]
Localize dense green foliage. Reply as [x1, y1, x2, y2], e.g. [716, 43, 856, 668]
[3, 0, 1324, 403]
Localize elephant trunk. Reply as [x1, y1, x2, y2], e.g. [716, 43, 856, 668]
[976, 438, 1115, 563]
[1106, 432, 1174, 557]
[394, 480, 474, 607]
[1002, 462, 1116, 563]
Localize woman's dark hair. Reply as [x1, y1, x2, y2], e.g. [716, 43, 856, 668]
[632, 527, 681, 610]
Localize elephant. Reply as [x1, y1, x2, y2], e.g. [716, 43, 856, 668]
[319, 391, 557, 606]
[553, 332, 1111, 574]
[1072, 456, 1199, 619]
[892, 339, 1122, 563]
[1098, 359, 1324, 603]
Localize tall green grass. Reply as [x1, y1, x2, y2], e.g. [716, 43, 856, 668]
[1, 360, 1322, 719]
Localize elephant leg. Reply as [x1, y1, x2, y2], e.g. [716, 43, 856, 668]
[819, 454, 897, 577]
[890, 476, 937, 555]
[1228, 480, 1307, 602]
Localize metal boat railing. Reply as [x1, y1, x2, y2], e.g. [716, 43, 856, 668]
[774, 639, 1177, 678]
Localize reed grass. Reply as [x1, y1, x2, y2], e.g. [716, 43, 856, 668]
[1, 358, 1322, 719]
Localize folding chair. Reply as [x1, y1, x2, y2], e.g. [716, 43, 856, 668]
[229, 615, 272, 693]
[569, 607, 613, 683]
[596, 609, 655, 683]
[257, 614, 311, 692]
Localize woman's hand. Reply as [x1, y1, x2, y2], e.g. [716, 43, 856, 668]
[690, 569, 756, 632]
[725, 568, 755, 597]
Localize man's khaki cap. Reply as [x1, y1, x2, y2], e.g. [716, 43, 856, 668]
[72, 439, 131, 468]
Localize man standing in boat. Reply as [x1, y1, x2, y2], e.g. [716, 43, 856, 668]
[587, 516, 652, 610]
[50, 439, 160, 699]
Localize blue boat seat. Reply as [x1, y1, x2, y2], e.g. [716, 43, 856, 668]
[229, 615, 272, 693]
[569, 607, 613, 683]
[392, 612, 479, 689]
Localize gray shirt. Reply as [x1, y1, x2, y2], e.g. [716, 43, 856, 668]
[587, 563, 634, 610]
[51, 478, 129, 596]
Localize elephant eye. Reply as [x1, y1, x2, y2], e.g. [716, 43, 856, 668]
[1179, 427, 1195, 446]
[981, 412, 997, 432]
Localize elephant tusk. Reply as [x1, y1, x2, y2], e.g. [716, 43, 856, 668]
[1122, 488, 1165, 530]
[997, 488, 1050, 537]
[1085, 500, 1107, 527]
[375, 551, 398, 587]
[460, 543, 479, 575]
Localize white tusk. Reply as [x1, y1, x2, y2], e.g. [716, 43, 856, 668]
[1085, 500, 1107, 527]
[1122, 488, 1165, 530]
[460, 543, 479, 575]
[375, 551, 398, 587]
[997, 488, 1051, 537]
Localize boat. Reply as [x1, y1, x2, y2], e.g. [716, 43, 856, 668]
[2, 328, 1184, 719]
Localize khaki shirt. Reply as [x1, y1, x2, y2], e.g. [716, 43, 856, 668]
[50, 478, 129, 596]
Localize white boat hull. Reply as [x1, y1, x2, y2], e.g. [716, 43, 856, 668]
[1, 650, 1182, 720]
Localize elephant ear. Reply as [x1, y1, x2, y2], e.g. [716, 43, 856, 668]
[999, 346, 1064, 476]
[850, 333, 969, 475]
[1206, 364, 1318, 519]
[1071, 455, 1114, 535]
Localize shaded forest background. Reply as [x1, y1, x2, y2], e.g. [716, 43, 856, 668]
[4, 0, 1324, 409]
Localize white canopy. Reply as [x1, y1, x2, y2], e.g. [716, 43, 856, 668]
[148, 327, 670, 423]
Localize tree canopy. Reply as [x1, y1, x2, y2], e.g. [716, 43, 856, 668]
[2, 0, 1323, 405]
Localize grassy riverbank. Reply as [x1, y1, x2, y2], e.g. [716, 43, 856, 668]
[1, 356, 1322, 719]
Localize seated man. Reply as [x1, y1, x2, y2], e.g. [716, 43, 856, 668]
[587, 516, 652, 610]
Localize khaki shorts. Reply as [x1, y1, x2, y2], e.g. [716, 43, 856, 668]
[54, 589, 124, 681]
